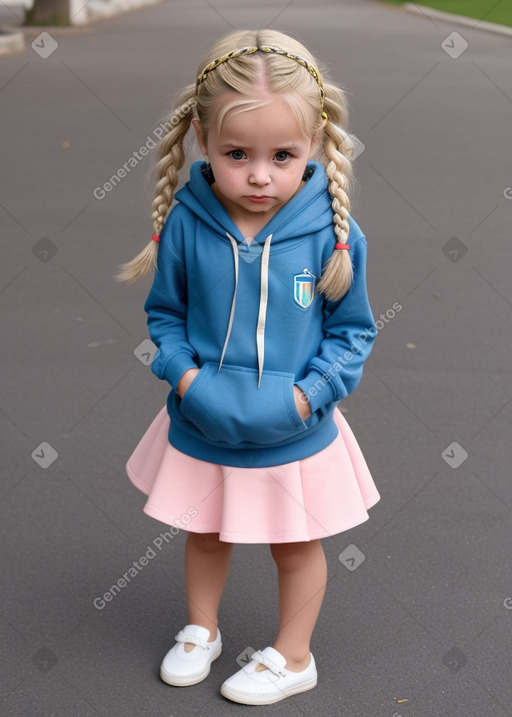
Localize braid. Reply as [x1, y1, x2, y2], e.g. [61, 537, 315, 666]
[114, 85, 196, 283]
[315, 85, 355, 302]
[151, 87, 196, 235]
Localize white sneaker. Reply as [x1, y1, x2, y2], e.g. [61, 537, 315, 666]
[160, 624, 222, 686]
[220, 646, 317, 705]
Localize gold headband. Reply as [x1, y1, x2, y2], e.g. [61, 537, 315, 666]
[195, 45, 328, 121]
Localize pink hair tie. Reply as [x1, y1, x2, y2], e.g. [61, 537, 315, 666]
[152, 234, 160, 243]
[334, 242, 350, 250]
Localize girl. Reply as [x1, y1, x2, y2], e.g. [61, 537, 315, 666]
[116, 28, 380, 706]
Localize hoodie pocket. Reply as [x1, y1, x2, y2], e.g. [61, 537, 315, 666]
[179, 361, 306, 446]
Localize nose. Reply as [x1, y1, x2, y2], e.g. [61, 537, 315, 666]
[249, 162, 271, 186]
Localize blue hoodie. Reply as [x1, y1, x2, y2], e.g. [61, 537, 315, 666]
[144, 160, 377, 468]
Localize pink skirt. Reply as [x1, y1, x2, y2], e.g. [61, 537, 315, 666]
[126, 406, 380, 544]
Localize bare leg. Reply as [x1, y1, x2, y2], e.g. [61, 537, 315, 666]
[183, 532, 233, 652]
[267, 539, 327, 671]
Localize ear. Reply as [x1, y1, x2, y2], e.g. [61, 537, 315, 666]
[191, 118, 208, 157]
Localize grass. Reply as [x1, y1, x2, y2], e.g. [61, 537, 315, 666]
[378, 0, 512, 28]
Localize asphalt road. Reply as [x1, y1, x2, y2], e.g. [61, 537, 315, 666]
[1, 1, 512, 715]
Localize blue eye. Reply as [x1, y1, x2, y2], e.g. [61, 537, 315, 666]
[275, 151, 291, 162]
[229, 149, 245, 160]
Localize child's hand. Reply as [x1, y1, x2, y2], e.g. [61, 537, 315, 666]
[177, 368, 200, 397]
[293, 385, 311, 421]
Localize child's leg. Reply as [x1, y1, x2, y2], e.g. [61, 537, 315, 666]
[268, 539, 327, 671]
[183, 531, 233, 651]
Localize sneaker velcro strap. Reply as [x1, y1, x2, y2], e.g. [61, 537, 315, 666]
[174, 630, 210, 650]
[251, 650, 287, 678]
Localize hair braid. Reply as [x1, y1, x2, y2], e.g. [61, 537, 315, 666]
[114, 85, 196, 283]
[315, 84, 355, 301]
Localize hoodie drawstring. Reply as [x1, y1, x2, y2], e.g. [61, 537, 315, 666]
[218, 232, 239, 373]
[256, 233, 272, 387]
[219, 232, 273, 388]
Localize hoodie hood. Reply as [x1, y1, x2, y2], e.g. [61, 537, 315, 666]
[174, 160, 335, 245]
[173, 160, 339, 387]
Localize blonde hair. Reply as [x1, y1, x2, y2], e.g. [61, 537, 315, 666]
[115, 28, 356, 301]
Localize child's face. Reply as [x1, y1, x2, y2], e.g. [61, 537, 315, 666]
[193, 92, 318, 230]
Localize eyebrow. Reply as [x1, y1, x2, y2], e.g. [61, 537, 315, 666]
[219, 142, 301, 150]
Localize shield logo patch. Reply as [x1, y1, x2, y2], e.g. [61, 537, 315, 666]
[294, 270, 315, 308]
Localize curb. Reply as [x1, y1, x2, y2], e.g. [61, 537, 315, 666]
[0, 28, 25, 56]
[0, 0, 162, 57]
[69, 0, 162, 26]
[403, 3, 512, 38]
[0, 22, 92, 57]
